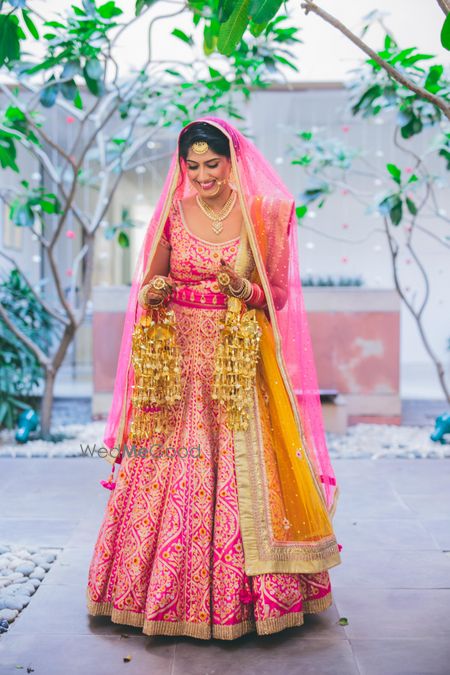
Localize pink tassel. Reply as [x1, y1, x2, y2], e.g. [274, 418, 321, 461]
[100, 479, 116, 490]
[338, 543, 343, 551]
[239, 588, 253, 604]
[100, 467, 116, 490]
[239, 587, 259, 604]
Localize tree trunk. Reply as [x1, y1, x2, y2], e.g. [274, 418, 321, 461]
[40, 367, 56, 439]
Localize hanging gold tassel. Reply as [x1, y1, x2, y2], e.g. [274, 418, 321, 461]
[128, 305, 182, 446]
[212, 296, 262, 431]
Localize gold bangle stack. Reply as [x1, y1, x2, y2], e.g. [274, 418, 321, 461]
[230, 278, 252, 301]
[138, 276, 172, 308]
[217, 272, 252, 302]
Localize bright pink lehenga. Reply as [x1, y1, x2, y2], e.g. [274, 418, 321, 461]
[87, 199, 332, 640]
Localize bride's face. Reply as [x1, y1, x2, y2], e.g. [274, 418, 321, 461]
[185, 146, 231, 198]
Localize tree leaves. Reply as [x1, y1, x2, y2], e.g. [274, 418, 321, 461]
[171, 28, 194, 46]
[249, 0, 284, 25]
[135, 0, 158, 15]
[217, 0, 250, 56]
[39, 76, 59, 108]
[21, 10, 39, 40]
[440, 12, 450, 51]
[0, 15, 21, 67]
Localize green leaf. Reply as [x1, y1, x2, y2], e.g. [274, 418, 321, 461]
[11, 204, 35, 227]
[135, 0, 157, 14]
[0, 142, 19, 172]
[296, 205, 307, 219]
[338, 617, 349, 626]
[118, 231, 129, 247]
[171, 28, 193, 45]
[0, 15, 21, 67]
[249, 0, 283, 24]
[61, 79, 77, 101]
[273, 54, 298, 71]
[83, 61, 104, 97]
[217, 0, 250, 56]
[73, 90, 83, 110]
[218, 0, 236, 23]
[440, 12, 450, 51]
[85, 57, 103, 80]
[98, 1, 123, 18]
[405, 196, 417, 216]
[249, 20, 267, 38]
[39, 77, 59, 108]
[21, 10, 39, 40]
[44, 20, 66, 28]
[424, 65, 444, 94]
[386, 163, 402, 184]
[62, 60, 81, 78]
[379, 194, 403, 226]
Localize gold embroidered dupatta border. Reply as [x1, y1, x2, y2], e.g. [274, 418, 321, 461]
[228, 165, 340, 574]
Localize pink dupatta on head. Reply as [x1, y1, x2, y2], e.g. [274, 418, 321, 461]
[103, 116, 338, 516]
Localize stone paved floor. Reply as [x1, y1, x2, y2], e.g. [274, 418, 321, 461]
[0, 457, 449, 674]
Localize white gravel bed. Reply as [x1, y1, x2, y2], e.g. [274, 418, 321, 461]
[0, 421, 107, 458]
[326, 423, 450, 459]
[0, 545, 59, 633]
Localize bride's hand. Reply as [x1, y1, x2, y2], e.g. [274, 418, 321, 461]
[139, 276, 176, 308]
[214, 259, 244, 295]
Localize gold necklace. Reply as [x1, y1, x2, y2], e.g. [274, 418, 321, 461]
[196, 190, 237, 235]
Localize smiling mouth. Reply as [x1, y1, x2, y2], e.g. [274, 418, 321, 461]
[197, 180, 217, 190]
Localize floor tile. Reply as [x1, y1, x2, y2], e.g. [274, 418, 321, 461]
[0, 633, 174, 675]
[333, 588, 450, 639]
[350, 638, 450, 675]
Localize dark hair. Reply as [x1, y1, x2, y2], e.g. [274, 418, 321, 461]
[178, 122, 231, 161]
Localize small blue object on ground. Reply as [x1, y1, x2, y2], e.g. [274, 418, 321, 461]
[15, 409, 39, 444]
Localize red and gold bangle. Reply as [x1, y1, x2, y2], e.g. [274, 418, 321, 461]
[248, 282, 266, 307]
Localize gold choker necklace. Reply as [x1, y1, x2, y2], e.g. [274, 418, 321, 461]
[196, 190, 237, 235]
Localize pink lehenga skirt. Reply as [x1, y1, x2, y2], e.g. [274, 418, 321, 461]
[87, 298, 332, 640]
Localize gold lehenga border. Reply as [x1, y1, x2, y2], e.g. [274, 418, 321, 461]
[87, 591, 332, 640]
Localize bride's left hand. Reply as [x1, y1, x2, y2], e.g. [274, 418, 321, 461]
[213, 258, 244, 295]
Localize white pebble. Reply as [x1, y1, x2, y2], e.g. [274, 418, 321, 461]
[0, 608, 19, 622]
[29, 566, 45, 581]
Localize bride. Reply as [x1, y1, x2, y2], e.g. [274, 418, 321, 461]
[87, 116, 341, 640]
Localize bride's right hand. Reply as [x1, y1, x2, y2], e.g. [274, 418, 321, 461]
[140, 276, 176, 308]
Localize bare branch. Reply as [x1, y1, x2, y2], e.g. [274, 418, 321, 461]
[436, 0, 450, 15]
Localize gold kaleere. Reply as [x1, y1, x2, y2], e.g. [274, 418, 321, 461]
[128, 305, 182, 445]
[212, 296, 262, 431]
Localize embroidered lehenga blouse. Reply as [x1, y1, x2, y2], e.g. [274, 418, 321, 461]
[86, 198, 333, 640]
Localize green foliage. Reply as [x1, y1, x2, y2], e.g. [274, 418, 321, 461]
[135, 0, 157, 14]
[14, 0, 126, 108]
[441, 13, 450, 51]
[9, 181, 61, 228]
[213, 0, 288, 53]
[0, 269, 56, 430]
[290, 29, 448, 229]
[349, 33, 448, 139]
[217, 0, 250, 56]
[103, 207, 135, 248]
